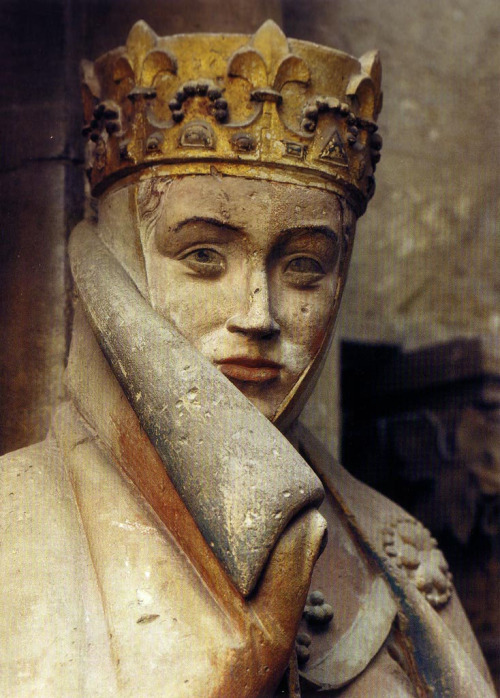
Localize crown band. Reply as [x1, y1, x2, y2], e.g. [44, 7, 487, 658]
[82, 20, 383, 215]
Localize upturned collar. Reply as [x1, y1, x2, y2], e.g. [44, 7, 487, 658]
[66, 220, 325, 597]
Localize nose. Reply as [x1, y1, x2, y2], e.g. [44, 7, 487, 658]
[226, 272, 280, 339]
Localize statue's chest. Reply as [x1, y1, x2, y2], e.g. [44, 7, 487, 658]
[295, 490, 397, 691]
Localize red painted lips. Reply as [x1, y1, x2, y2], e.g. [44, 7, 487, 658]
[216, 357, 282, 383]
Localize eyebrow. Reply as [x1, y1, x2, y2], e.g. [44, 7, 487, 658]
[171, 216, 240, 235]
[279, 225, 339, 244]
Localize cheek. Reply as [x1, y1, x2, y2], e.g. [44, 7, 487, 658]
[272, 282, 335, 355]
[145, 253, 244, 343]
[279, 339, 315, 377]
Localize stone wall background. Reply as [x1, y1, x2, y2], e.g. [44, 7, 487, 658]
[334, 0, 499, 346]
[0, 0, 83, 453]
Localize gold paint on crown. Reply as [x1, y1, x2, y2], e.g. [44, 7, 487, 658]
[81, 20, 383, 215]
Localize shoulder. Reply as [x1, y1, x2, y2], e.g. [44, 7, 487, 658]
[297, 422, 495, 695]
[0, 436, 74, 526]
[0, 434, 83, 587]
[0, 437, 51, 473]
[1, 438, 60, 518]
[0, 436, 107, 696]
[297, 422, 453, 608]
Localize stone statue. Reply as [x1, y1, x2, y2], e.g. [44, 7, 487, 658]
[0, 19, 495, 697]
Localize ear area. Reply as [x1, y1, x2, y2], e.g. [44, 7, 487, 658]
[96, 187, 149, 298]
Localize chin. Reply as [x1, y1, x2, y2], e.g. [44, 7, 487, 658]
[225, 379, 285, 421]
[247, 396, 278, 421]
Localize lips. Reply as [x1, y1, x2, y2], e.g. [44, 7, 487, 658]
[216, 357, 282, 383]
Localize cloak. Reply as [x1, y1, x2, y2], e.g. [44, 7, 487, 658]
[0, 223, 494, 697]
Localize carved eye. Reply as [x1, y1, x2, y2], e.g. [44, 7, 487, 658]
[180, 248, 225, 276]
[284, 256, 325, 286]
[287, 257, 322, 273]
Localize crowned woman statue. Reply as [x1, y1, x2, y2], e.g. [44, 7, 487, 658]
[0, 19, 495, 698]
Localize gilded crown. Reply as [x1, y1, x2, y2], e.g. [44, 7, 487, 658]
[81, 20, 382, 215]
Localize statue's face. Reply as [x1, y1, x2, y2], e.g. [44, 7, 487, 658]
[141, 176, 347, 420]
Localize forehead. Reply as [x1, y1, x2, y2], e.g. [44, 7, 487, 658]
[154, 176, 343, 232]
